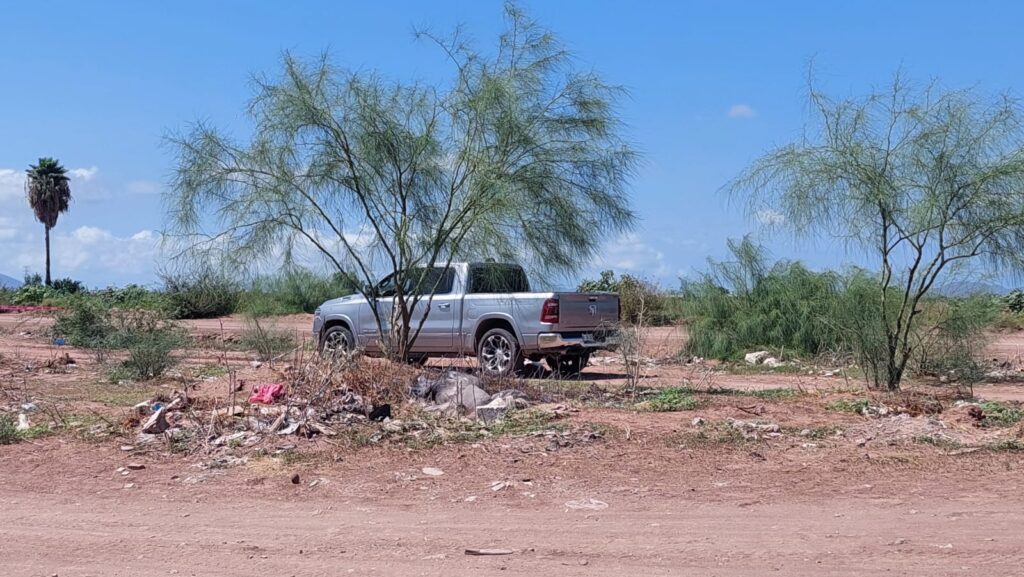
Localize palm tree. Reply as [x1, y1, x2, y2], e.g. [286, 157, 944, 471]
[25, 158, 72, 286]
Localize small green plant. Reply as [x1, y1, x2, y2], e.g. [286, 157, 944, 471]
[988, 439, 1024, 452]
[825, 398, 870, 414]
[912, 435, 963, 450]
[640, 387, 700, 412]
[0, 414, 19, 445]
[240, 317, 297, 361]
[978, 401, 1024, 427]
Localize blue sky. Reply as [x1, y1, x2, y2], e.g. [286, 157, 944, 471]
[2, 1, 1022, 288]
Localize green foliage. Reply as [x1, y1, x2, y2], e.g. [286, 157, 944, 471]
[978, 401, 1024, 427]
[50, 278, 84, 294]
[51, 300, 186, 381]
[683, 237, 842, 360]
[0, 413, 18, 445]
[51, 297, 113, 347]
[23, 272, 42, 286]
[639, 387, 700, 412]
[728, 74, 1024, 389]
[162, 271, 240, 319]
[11, 284, 54, 305]
[1003, 289, 1024, 314]
[825, 398, 870, 414]
[578, 270, 678, 326]
[239, 317, 297, 361]
[240, 268, 359, 315]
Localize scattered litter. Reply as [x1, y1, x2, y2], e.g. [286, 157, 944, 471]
[422, 467, 445, 477]
[465, 548, 514, 556]
[564, 498, 608, 511]
[249, 383, 285, 404]
[126, 463, 146, 470]
[16, 413, 30, 431]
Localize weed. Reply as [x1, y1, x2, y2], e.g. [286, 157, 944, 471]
[978, 401, 1024, 427]
[240, 317, 297, 361]
[193, 365, 231, 379]
[913, 435, 963, 450]
[788, 425, 843, 439]
[988, 439, 1024, 452]
[666, 421, 748, 447]
[639, 387, 700, 412]
[162, 270, 240, 319]
[0, 414, 18, 445]
[825, 398, 870, 414]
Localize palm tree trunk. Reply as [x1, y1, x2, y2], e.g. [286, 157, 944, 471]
[44, 225, 51, 286]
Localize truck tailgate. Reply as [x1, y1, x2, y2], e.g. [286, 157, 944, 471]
[554, 292, 619, 330]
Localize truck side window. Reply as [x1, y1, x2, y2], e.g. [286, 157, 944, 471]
[468, 265, 530, 293]
[376, 267, 454, 297]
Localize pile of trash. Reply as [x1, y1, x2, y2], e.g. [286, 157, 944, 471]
[128, 368, 532, 453]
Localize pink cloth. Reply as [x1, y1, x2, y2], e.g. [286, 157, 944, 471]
[249, 383, 285, 404]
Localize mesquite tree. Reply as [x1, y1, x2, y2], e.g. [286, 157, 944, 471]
[165, 4, 637, 360]
[729, 74, 1024, 389]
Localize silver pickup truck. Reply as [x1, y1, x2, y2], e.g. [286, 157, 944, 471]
[312, 262, 619, 376]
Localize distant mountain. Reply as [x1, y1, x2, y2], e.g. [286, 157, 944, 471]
[0, 274, 22, 289]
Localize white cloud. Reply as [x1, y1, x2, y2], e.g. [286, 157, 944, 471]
[593, 233, 670, 279]
[727, 104, 757, 119]
[0, 221, 162, 286]
[69, 166, 99, 181]
[0, 169, 25, 202]
[756, 209, 786, 225]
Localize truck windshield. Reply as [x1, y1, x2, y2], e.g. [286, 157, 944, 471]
[375, 267, 454, 297]
[468, 264, 530, 293]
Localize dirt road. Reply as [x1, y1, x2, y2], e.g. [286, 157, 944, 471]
[3, 438, 1024, 577]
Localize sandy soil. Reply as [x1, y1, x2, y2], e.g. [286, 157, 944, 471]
[3, 313, 1024, 576]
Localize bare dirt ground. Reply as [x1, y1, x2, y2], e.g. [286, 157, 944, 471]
[3, 312, 1024, 576]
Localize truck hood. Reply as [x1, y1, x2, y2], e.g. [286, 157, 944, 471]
[320, 293, 364, 308]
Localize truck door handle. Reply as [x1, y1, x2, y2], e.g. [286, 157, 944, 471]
[438, 303, 451, 310]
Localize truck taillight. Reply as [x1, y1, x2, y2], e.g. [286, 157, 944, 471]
[541, 298, 559, 324]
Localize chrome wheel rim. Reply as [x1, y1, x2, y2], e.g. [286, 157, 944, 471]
[323, 330, 350, 355]
[480, 334, 513, 373]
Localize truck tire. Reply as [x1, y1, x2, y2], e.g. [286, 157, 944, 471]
[320, 325, 355, 357]
[546, 353, 590, 377]
[477, 327, 523, 377]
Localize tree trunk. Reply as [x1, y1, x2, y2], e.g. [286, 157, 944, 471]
[44, 225, 51, 286]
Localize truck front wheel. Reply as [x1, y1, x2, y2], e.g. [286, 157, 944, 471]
[477, 328, 522, 377]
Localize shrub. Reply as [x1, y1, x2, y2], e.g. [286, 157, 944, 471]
[682, 238, 842, 360]
[239, 317, 297, 361]
[579, 270, 678, 326]
[240, 268, 359, 315]
[1004, 289, 1024, 314]
[50, 278, 85, 294]
[162, 271, 240, 319]
[11, 284, 54, 305]
[825, 398, 870, 414]
[979, 401, 1024, 427]
[51, 300, 186, 381]
[0, 413, 18, 445]
[51, 298, 113, 347]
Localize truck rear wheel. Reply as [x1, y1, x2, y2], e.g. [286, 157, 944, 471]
[477, 328, 522, 377]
